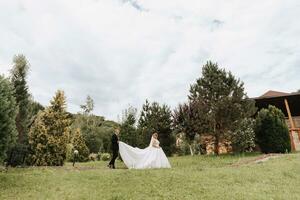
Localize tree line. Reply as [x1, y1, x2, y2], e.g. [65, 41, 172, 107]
[0, 55, 291, 166]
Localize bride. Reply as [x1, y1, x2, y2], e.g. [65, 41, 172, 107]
[119, 132, 171, 169]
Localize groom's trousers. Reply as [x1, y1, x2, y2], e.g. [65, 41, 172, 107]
[109, 149, 118, 168]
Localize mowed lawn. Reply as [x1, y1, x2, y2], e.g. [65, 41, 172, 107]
[1, 153, 300, 200]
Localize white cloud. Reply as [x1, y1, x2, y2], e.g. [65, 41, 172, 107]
[0, 0, 299, 120]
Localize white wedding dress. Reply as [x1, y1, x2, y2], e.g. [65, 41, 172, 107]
[119, 137, 171, 169]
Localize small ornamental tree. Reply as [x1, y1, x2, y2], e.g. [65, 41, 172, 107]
[71, 128, 89, 162]
[27, 111, 49, 165]
[27, 90, 71, 166]
[0, 75, 18, 162]
[255, 105, 291, 153]
[231, 118, 256, 153]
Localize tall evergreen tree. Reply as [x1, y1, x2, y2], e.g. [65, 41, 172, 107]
[188, 61, 256, 154]
[10, 54, 30, 144]
[0, 75, 18, 162]
[120, 106, 139, 147]
[27, 90, 71, 166]
[138, 100, 173, 156]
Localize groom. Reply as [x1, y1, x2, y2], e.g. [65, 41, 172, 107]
[108, 128, 120, 169]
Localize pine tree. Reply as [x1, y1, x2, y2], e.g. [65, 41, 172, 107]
[27, 90, 71, 166]
[138, 100, 174, 156]
[71, 128, 89, 162]
[10, 54, 30, 144]
[138, 100, 155, 146]
[188, 61, 256, 155]
[120, 106, 139, 147]
[0, 75, 18, 162]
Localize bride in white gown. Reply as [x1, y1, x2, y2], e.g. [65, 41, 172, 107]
[119, 133, 171, 169]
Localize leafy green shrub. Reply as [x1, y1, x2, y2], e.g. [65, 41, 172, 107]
[89, 153, 98, 161]
[255, 105, 291, 153]
[231, 118, 256, 153]
[101, 153, 111, 161]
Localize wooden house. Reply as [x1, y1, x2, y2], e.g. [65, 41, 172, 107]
[254, 90, 300, 151]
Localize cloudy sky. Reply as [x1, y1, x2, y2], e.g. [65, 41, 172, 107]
[0, 0, 299, 120]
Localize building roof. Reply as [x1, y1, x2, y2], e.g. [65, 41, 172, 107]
[254, 90, 300, 117]
[259, 90, 290, 98]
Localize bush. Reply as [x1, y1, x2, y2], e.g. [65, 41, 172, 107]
[101, 153, 111, 161]
[231, 118, 256, 153]
[255, 105, 291, 153]
[89, 153, 98, 161]
[176, 141, 192, 156]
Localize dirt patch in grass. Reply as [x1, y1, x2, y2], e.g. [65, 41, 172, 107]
[231, 153, 283, 167]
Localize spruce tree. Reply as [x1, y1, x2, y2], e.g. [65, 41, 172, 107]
[138, 100, 173, 156]
[188, 61, 256, 154]
[10, 54, 30, 144]
[0, 75, 18, 162]
[138, 100, 155, 146]
[120, 106, 139, 147]
[27, 90, 71, 166]
[71, 128, 89, 162]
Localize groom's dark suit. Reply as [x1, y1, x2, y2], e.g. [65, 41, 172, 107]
[108, 133, 119, 169]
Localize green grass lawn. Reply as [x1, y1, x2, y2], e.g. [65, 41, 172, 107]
[1, 153, 300, 200]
